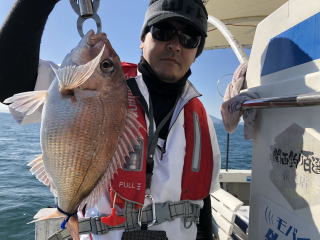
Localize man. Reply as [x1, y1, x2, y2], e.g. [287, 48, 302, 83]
[0, 0, 221, 239]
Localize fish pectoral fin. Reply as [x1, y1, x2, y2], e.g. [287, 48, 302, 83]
[28, 154, 58, 197]
[3, 90, 48, 116]
[52, 45, 105, 92]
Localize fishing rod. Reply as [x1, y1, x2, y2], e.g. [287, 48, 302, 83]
[217, 74, 233, 171]
[69, 0, 102, 37]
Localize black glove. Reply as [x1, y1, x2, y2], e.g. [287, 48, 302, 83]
[0, 0, 59, 102]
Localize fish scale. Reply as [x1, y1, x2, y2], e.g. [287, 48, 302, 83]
[41, 79, 128, 213]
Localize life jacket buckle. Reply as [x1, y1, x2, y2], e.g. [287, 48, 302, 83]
[183, 217, 193, 229]
[138, 194, 156, 228]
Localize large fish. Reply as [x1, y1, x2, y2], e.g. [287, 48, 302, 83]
[4, 30, 142, 239]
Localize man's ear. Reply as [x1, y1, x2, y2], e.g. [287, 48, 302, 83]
[140, 34, 146, 49]
[140, 41, 144, 49]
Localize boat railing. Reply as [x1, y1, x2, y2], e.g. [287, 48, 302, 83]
[241, 92, 320, 110]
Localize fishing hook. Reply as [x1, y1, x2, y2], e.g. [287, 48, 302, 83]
[69, 0, 102, 37]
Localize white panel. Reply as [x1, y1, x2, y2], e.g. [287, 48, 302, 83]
[217, 227, 232, 240]
[212, 209, 233, 235]
[211, 195, 236, 222]
[211, 188, 243, 211]
[219, 169, 252, 183]
[212, 221, 233, 240]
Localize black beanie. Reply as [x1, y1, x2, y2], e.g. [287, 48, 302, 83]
[141, 0, 208, 57]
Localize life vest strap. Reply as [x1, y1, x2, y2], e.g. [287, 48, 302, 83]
[124, 200, 200, 231]
[48, 200, 200, 239]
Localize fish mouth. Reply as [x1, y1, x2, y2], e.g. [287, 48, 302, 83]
[86, 31, 108, 47]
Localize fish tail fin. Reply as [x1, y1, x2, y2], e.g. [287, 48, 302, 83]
[29, 209, 80, 240]
[3, 90, 48, 116]
[52, 45, 105, 92]
[28, 208, 65, 224]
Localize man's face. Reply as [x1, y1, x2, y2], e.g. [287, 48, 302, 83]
[140, 20, 199, 83]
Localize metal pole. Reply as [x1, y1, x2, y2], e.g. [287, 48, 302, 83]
[241, 92, 320, 110]
[207, 15, 248, 64]
[225, 133, 230, 171]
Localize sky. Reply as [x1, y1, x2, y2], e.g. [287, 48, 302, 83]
[0, 0, 243, 117]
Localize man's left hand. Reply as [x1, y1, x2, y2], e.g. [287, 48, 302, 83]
[220, 92, 259, 139]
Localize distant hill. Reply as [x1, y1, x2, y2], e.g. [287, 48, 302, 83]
[210, 115, 243, 125]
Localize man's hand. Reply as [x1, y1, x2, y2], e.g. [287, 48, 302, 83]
[220, 92, 259, 139]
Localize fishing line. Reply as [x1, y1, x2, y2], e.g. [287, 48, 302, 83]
[216, 74, 233, 171]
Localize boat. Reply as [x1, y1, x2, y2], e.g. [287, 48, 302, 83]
[207, 0, 320, 239]
[34, 0, 320, 239]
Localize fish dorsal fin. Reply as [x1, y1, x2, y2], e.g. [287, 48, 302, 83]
[79, 90, 144, 210]
[4, 90, 48, 116]
[27, 154, 58, 197]
[52, 45, 105, 91]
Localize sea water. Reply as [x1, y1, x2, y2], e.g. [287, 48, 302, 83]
[0, 112, 251, 239]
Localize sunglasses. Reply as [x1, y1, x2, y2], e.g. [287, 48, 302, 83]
[149, 23, 201, 49]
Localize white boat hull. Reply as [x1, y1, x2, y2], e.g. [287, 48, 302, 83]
[247, 0, 320, 238]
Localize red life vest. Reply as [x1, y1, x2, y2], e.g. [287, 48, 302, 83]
[121, 62, 138, 79]
[112, 63, 214, 208]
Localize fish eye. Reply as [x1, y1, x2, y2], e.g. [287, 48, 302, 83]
[100, 59, 114, 73]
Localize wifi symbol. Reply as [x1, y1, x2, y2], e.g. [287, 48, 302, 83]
[264, 206, 275, 226]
